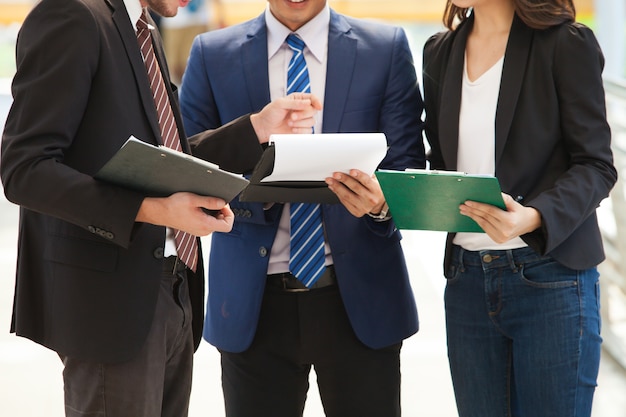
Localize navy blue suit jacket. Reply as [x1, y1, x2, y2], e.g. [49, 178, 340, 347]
[180, 10, 424, 352]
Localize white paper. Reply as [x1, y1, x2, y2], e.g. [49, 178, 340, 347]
[261, 133, 388, 182]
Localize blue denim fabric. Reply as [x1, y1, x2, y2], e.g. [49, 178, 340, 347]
[444, 245, 601, 417]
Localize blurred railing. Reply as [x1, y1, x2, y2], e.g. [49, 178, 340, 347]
[599, 77, 626, 369]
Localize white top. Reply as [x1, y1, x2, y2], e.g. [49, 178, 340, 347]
[452, 55, 527, 251]
[264, 4, 333, 274]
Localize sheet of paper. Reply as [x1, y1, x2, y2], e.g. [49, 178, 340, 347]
[261, 133, 387, 182]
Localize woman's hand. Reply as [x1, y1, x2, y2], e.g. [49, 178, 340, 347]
[459, 193, 541, 242]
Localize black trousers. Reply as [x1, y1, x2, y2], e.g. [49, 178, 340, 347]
[220, 284, 402, 417]
[60, 260, 194, 417]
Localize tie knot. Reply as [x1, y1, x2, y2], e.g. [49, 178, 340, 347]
[137, 10, 150, 31]
[286, 34, 305, 53]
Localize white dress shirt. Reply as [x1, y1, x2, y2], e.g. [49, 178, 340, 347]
[264, 4, 334, 274]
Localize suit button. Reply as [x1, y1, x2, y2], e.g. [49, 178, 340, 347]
[88, 226, 96, 234]
[259, 246, 268, 257]
[153, 247, 165, 259]
[105, 232, 115, 240]
[244, 210, 252, 218]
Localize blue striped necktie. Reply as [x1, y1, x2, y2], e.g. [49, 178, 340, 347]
[286, 34, 326, 287]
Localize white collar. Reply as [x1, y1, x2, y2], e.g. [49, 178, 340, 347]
[124, 0, 146, 32]
[265, 4, 330, 63]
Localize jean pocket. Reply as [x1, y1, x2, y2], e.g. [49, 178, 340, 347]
[518, 257, 578, 289]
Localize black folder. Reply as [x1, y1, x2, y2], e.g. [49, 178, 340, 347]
[95, 136, 249, 202]
[239, 145, 339, 203]
[376, 169, 506, 232]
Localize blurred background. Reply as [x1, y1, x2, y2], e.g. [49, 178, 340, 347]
[1, 0, 625, 416]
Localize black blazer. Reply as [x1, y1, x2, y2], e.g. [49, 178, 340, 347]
[0, 0, 253, 363]
[423, 14, 617, 272]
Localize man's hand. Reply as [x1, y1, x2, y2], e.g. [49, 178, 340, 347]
[459, 193, 541, 243]
[250, 93, 323, 143]
[325, 169, 387, 218]
[136, 192, 234, 235]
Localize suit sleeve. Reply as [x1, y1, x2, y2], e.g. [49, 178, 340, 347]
[377, 27, 425, 172]
[188, 114, 264, 174]
[526, 24, 617, 254]
[365, 26, 425, 234]
[0, 0, 144, 248]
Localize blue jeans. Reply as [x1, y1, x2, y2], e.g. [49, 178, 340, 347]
[444, 245, 601, 417]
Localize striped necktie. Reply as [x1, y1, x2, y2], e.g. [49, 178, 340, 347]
[136, 10, 198, 272]
[286, 34, 326, 287]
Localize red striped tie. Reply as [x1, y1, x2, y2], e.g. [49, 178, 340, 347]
[136, 11, 198, 272]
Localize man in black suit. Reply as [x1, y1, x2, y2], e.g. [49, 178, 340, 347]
[0, 0, 320, 416]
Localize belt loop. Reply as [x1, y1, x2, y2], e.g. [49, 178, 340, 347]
[506, 250, 518, 272]
[280, 274, 289, 290]
[458, 246, 466, 272]
[172, 257, 180, 275]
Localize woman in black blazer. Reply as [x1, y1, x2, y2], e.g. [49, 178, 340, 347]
[422, 0, 617, 416]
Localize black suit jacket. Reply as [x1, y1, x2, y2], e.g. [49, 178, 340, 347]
[423, 14, 617, 272]
[0, 0, 253, 363]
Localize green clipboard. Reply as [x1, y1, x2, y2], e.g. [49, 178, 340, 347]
[375, 169, 506, 233]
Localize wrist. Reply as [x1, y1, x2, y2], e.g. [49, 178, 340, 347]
[249, 113, 269, 144]
[367, 202, 391, 221]
[136, 197, 166, 225]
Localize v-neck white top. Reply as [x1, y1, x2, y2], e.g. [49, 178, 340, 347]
[453, 55, 526, 250]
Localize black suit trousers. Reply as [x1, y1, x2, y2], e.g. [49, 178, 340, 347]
[220, 284, 402, 417]
[59, 263, 194, 417]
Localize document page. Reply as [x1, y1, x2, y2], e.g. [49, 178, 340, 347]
[261, 133, 387, 182]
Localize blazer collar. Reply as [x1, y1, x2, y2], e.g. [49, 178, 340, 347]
[322, 10, 356, 133]
[438, 16, 471, 170]
[111, 0, 164, 145]
[242, 14, 272, 112]
[439, 13, 533, 170]
[495, 14, 533, 165]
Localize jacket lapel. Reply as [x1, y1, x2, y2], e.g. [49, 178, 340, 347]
[323, 11, 356, 133]
[495, 15, 532, 166]
[438, 16, 472, 170]
[148, 15, 192, 152]
[243, 15, 271, 112]
[111, 3, 162, 145]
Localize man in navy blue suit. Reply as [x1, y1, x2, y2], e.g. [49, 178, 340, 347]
[180, 0, 424, 415]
